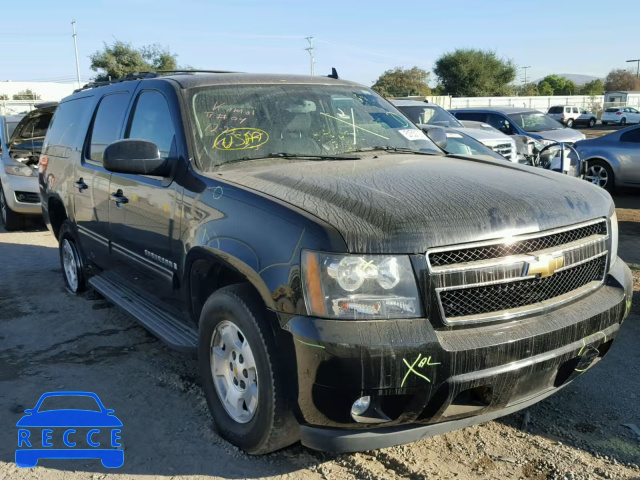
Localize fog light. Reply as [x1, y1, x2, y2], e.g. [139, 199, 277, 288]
[17, 193, 26, 201]
[351, 396, 371, 417]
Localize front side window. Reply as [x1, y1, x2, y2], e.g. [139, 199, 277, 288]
[188, 84, 439, 170]
[89, 93, 130, 163]
[127, 90, 176, 158]
[620, 129, 640, 143]
[508, 112, 564, 132]
[397, 105, 463, 128]
[485, 113, 513, 134]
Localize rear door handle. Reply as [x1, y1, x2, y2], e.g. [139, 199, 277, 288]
[74, 179, 88, 192]
[109, 189, 128, 207]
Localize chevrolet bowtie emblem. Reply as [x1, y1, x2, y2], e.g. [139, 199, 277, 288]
[526, 254, 564, 278]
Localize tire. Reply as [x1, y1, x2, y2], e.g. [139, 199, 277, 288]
[566, 118, 574, 128]
[0, 184, 25, 231]
[621, 118, 627, 126]
[198, 284, 299, 454]
[585, 159, 614, 192]
[58, 220, 87, 293]
[589, 118, 596, 128]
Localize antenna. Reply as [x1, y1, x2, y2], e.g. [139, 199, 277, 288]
[328, 68, 339, 79]
[305, 37, 315, 76]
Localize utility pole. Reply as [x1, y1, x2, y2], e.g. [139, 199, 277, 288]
[522, 66, 531, 85]
[305, 37, 315, 76]
[72, 20, 81, 87]
[626, 59, 640, 80]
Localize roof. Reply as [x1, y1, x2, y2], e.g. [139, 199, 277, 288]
[449, 106, 542, 114]
[605, 91, 640, 94]
[74, 72, 361, 94]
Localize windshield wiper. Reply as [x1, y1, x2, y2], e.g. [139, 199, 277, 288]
[346, 146, 438, 155]
[238, 152, 361, 161]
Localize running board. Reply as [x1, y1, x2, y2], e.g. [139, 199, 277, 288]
[89, 274, 198, 353]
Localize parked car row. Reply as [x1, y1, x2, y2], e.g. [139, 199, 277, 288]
[30, 71, 631, 455]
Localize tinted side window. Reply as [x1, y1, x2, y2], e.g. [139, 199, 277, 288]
[126, 90, 176, 157]
[572, 107, 579, 114]
[548, 107, 563, 114]
[453, 112, 487, 122]
[620, 129, 640, 143]
[89, 93, 130, 163]
[45, 98, 93, 157]
[485, 113, 513, 134]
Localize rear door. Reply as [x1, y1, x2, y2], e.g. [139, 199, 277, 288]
[74, 92, 131, 268]
[108, 85, 184, 306]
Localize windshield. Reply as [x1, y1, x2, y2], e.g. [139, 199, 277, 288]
[396, 105, 463, 128]
[189, 84, 439, 170]
[508, 112, 564, 132]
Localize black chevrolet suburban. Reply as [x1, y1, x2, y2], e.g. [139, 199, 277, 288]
[39, 72, 633, 454]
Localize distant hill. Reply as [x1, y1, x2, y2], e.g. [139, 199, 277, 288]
[534, 74, 603, 85]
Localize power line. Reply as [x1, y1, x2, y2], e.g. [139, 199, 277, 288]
[627, 59, 640, 80]
[72, 20, 82, 87]
[521, 66, 531, 84]
[305, 37, 315, 76]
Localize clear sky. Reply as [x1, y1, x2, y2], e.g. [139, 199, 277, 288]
[2, 0, 639, 88]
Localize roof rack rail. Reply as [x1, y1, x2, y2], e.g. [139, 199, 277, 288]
[73, 69, 238, 93]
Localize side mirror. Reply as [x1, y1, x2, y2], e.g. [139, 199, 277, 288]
[423, 126, 448, 150]
[103, 139, 173, 177]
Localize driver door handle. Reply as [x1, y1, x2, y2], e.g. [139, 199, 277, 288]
[109, 189, 128, 206]
[74, 179, 88, 192]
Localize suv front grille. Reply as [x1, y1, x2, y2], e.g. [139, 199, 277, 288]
[439, 256, 606, 318]
[427, 219, 609, 324]
[491, 143, 513, 159]
[429, 221, 606, 267]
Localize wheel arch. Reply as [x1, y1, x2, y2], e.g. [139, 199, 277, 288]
[47, 196, 68, 240]
[184, 246, 277, 325]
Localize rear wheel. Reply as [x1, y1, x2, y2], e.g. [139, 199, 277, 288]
[58, 220, 87, 293]
[566, 118, 574, 128]
[621, 118, 627, 126]
[0, 184, 25, 231]
[588, 118, 596, 128]
[585, 160, 614, 192]
[198, 284, 299, 454]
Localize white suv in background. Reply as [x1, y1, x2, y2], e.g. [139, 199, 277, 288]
[601, 107, 640, 125]
[547, 106, 597, 128]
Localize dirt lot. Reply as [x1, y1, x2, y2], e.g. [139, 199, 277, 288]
[1, 194, 639, 480]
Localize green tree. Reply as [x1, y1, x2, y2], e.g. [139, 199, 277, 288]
[603, 69, 640, 92]
[538, 81, 554, 96]
[580, 79, 604, 95]
[514, 83, 539, 96]
[433, 49, 516, 96]
[12, 89, 41, 100]
[536, 75, 577, 95]
[90, 41, 179, 82]
[371, 67, 431, 97]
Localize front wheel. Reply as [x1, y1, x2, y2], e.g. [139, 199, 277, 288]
[58, 220, 87, 293]
[0, 184, 24, 231]
[585, 160, 614, 192]
[566, 118, 574, 128]
[198, 284, 299, 454]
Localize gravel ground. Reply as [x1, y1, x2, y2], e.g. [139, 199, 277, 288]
[0, 202, 639, 480]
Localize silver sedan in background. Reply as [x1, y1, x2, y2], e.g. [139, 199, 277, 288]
[575, 126, 640, 192]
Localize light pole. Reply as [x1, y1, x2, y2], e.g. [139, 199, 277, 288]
[305, 37, 315, 76]
[626, 59, 640, 79]
[72, 20, 81, 87]
[522, 66, 531, 85]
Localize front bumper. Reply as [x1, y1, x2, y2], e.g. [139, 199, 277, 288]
[284, 260, 632, 452]
[0, 173, 41, 215]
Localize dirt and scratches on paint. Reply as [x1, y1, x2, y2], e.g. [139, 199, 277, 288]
[401, 353, 440, 387]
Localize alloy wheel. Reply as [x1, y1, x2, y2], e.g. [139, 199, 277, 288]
[585, 165, 609, 188]
[62, 239, 79, 291]
[210, 320, 259, 423]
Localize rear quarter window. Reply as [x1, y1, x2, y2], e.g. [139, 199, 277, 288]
[44, 97, 93, 158]
[605, 108, 619, 113]
[548, 107, 563, 114]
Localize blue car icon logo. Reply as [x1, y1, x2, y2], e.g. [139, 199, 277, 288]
[16, 391, 123, 468]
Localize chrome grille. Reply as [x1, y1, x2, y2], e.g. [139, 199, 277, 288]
[491, 143, 513, 159]
[429, 221, 606, 267]
[440, 256, 606, 318]
[426, 219, 609, 324]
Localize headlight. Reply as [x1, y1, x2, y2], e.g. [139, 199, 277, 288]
[301, 250, 422, 319]
[4, 165, 36, 177]
[610, 212, 618, 267]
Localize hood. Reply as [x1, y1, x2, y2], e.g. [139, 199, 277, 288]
[217, 154, 613, 253]
[528, 128, 585, 143]
[449, 127, 512, 144]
